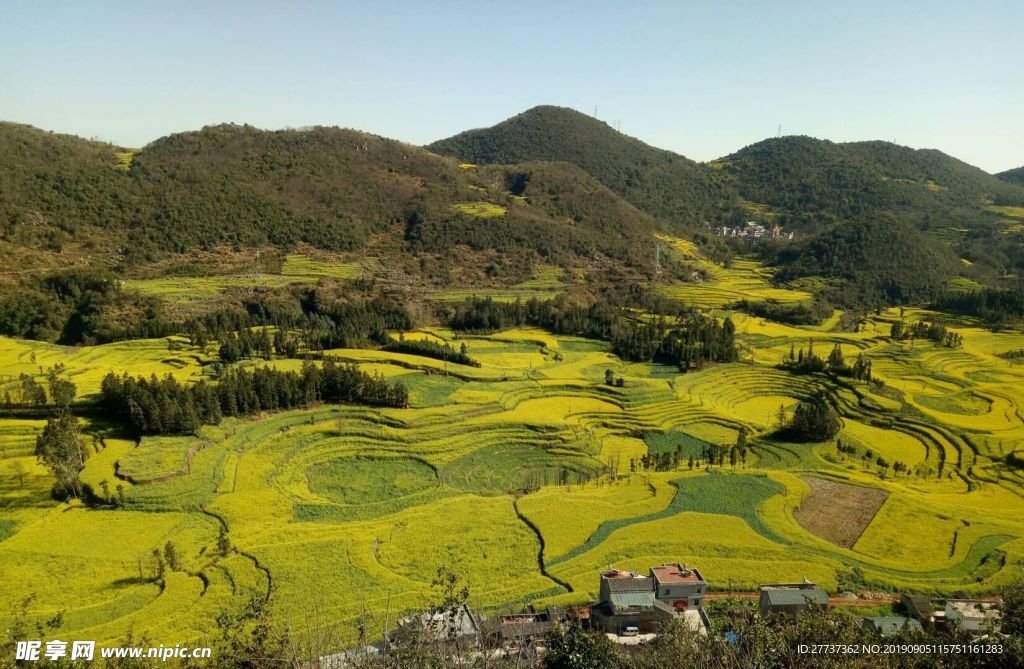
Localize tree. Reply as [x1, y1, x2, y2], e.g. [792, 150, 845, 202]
[34, 413, 86, 498]
[9, 460, 28, 490]
[605, 369, 615, 386]
[19, 374, 46, 405]
[827, 343, 846, 371]
[543, 620, 614, 669]
[775, 404, 789, 429]
[151, 549, 165, 581]
[163, 541, 180, 571]
[47, 372, 76, 411]
[217, 526, 232, 556]
[787, 394, 841, 442]
[1003, 581, 1024, 635]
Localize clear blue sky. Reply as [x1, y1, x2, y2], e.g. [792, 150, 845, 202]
[2, 0, 1021, 172]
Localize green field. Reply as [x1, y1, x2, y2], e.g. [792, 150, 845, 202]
[2, 287, 1024, 647]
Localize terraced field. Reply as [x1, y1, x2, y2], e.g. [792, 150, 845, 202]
[2, 301, 1024, 647]
[657, 235, 812, 308]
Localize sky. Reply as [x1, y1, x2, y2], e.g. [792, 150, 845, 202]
[1, 0, 1022, 173]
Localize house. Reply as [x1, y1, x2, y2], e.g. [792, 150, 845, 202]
[758, 583, 829, 616]
[900, 593, 936, 622]
[591, 565, 710, 636]
[862, 616, 923, 637]
[495, 609, 561, 646]
[945, 600, 1001, 633]
[650, 563, 706, 610]
[392, 604, 481, 643]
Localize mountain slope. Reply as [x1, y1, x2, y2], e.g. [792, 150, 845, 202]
[0, 121, 669, 278]
[712, 135, 1024, 227]
[997, 166, 1024, 185]
[775, 213, 960, 305]
[427, 106, 729, 228]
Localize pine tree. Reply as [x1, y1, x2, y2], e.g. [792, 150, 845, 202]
[163, 541, 179, 571]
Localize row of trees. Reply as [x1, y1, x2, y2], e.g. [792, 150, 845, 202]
[780, 340, 874, 382]
[933, 285, 1024, 327]
[610, 314, 737, 370]
[383, 338, 480, 367]
[1, 367, 77, 408]
[99, 359, 408, 436]
[199, 294, 414, 361]
[892, 319, 964, 348]
[731, 297, 833, 326]
[447, 297, 738, 371]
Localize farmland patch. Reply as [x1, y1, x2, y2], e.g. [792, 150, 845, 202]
[793, 477, 889, 549]
[306, 456, 438, 506]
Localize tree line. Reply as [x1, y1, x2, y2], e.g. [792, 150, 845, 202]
[446, 296, 738, 370]
[933, 285, 1024, 328]
[891, 319, 963, 347]
[383, 338, 480, 367]
[99, 359, 408, 436]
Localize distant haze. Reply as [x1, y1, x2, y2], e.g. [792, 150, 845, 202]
[1, 0, 1021, 172]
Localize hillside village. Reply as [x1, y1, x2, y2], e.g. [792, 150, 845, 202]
[318, 562, 1007, 666]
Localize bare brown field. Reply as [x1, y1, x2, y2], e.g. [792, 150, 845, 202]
[793, 477, 889, 548]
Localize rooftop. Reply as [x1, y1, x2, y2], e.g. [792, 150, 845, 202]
[863, 616, 923, 637]
[606, 576, 655, 593]
[610, 591, 656, 609]
[759, 582, 819, 591]
[947, 600, 1001, 620]
[396, 604, 480, 639]
[762, 588, 828, 607]
[650, 563, 704, 584]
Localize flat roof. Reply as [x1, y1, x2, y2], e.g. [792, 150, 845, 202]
[651, 563, 703, 584]
[602, 569, 642, 579]
[947, 600, 1001, 619]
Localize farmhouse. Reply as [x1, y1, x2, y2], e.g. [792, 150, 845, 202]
[591, 564, 710, 637]
[758, 582, 829, 616]
[900, 593, 937, 622]
[862, 616, 923, 637]
[495, 609, 559, 645]
[651, 562, 707, 609]
[944, 600, 1001, 633]
[392, 603, 481, 643]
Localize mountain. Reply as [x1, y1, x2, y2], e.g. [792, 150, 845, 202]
[997, 166, 1024, 185]
[712, 136, 1024, 286]
[711, 136, 1024, 228]
[427, 105, 729, 229]
[4, 114, 1022, 324]
[0, 121, 667, 279]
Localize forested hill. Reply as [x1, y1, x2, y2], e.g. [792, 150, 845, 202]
[775, 214, 961, 306]
[426, 105, 730, 228]
[0, 121, 670, 276]
[712, 135, 1024, 228]
[998, 166, 1024, 185]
